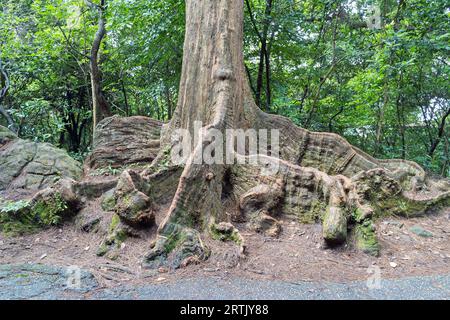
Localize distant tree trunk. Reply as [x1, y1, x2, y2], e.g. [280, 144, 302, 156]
[120, 70, 129, 116]
[395, 94, 406, 159]
[429, 107, 450, 157]
[164, 62, 174, 120]
[375, 79, 389, 156]
[442, 135, 449, 176]
[264, 30, 274, 111]
[88, 0, 111, 133]
[246, 0, 273, 111]
[0, 58, 17, 133]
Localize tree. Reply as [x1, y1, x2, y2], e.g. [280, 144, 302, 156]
[87, 0, 111, 130]
[109, 0, 449, 268]
[245, 0, 274, 111]
[0, 57, 17, 132]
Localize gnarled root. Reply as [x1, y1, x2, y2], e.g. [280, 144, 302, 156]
[143, 223, 209, 269]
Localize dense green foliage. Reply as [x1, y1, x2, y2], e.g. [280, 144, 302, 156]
[0, 0, 448, 176]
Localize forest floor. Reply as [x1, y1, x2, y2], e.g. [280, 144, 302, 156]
[1, 207, 449, 293]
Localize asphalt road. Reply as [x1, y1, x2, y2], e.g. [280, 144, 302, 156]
[0, 264, 449, 300]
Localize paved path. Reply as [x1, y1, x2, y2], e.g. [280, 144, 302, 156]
[0, 264, 449, 300]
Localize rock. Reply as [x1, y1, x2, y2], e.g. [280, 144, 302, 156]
[76, 214, 102, 233]
[74, 178, 117, 200]
[390, 262, 398, 268]
[0, 180, 81, 236]
[116, 189, 154, 226]
[158, 267, 168, 273]
[0, 126, 82, 192]
[383, 220, 404, 228]
[0, 126, 17, 145]
[410, 225, 433, 238]
[86, 115, 162, 170]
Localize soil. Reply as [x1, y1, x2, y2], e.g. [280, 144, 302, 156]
[1, 206, 449, 289]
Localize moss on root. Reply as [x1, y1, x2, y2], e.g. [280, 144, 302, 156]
[355, 220, 380, 257]
[0, 194, 68, 236]
[373, 195, 450, 218]
[96, 213, 128, 259]
[143, 222, 210, 269]
[298, 200, 327, 224]
[101, 193, 116, 212]
[209, 223, 242, 245]
[146, 146, 173, 175]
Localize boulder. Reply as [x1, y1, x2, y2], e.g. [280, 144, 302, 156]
[0, 126, 16, 145]
[86, 115, 162, 170]
[0, 126, 82, 192]
[0, 178, 82, 236]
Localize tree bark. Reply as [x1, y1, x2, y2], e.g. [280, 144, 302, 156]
[429, 107, 450, 157]
[246, 0, 273, 111]
[89, 0, 111, 132]
[0, 59, 17, 133]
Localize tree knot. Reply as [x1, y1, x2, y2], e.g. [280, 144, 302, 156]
[214, 68, 234, 81]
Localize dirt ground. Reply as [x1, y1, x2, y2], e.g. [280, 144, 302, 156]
[1, 207, 449, 289]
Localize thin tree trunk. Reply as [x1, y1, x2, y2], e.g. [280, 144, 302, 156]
[429, 107, 450, 156]
[89, 0, 110, 133]
[120, 71, 129, 117]
[264, 30, 275, 112]
[375, 79, 389, 156]
[0, 58, 17, 132]
[245, 0, 273, 111]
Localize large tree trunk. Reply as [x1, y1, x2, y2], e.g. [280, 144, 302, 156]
[110, 0, 449, 268]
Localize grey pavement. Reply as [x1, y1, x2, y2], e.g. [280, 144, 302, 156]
[0, 264, 449, 300]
